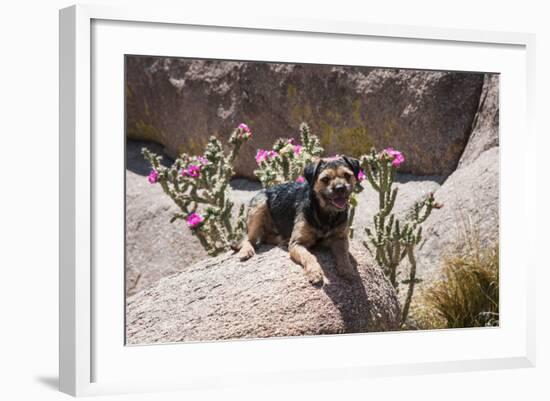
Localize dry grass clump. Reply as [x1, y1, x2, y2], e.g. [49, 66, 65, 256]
[411, 239, 499, 330]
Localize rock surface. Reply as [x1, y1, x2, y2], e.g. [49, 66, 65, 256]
[126, 56, 487, 177]
[458, 74, 499, 167]
[126, 245, 400, 344]
[414, 73, 500, 284]
[416, 147, 499, 282]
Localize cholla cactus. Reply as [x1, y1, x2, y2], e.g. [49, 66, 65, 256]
[254, 122, 324, 187]
[254, 122, 364, 236]
[361, 147, 442, 326]
[142, 124, 252, 256]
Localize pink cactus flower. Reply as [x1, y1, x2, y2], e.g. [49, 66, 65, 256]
[255, 149, 278, 165]
[182, 164, 201, 178]
[237, 123, 252, 139]
[384, 147, 405, 167]
[255, 149, 268, 164]
[197, 156, 208, 165]
[238, 123, 251, 133]
[392, 153, 405, 167]
[287, 138, 295, 144]
[295, 176, 305, 183]
[147, 169, 159, 184]
[357, 170, 366, 181]
[186, 212, 204, 229]
[293, 145, 302, 155]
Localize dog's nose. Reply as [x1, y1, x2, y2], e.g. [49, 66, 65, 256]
[334, 184, 346, 194]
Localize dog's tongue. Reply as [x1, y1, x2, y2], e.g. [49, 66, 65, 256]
[331, 197, 347, 209]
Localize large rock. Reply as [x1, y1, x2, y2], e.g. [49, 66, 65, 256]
[126, 56, 486, 177]
[415, 72, 500, 283]
[416, 147, 499, 282]
[126, 245, 400, 344]
[125, 141, 207, 296]
[458, 74, 499, 167]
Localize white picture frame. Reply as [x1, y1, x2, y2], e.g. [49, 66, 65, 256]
[59, 4, 536, 397]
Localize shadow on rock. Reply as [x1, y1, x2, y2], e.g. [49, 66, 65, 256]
[127, 139, 173, 176]
[230, 178, 262, 192]
[394, 173, 446, 185]
[315, 249, 372, 333]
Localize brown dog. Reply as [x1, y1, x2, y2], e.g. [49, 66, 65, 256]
[237, 156, 361, 285]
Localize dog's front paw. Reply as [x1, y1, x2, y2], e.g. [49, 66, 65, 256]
[304, 262, 325, 286]
[238, 242, 256, 261]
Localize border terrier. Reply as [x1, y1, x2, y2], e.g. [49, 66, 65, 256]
[236, 156, 361, 285]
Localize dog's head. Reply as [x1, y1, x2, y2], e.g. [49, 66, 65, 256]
[303, 156, 361, 212]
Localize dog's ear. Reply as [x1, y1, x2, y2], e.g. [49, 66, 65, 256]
[304, 159, 322, 186]
[342, 156, 361, 179]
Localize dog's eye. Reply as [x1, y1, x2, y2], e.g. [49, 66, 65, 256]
[321, 176, 330, 184]
[343, 173, 352, 180]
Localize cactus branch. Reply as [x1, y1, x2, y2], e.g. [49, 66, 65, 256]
[361, 146, 440, 328]
[142, 124, 252, 255]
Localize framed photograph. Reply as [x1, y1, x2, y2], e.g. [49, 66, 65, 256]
[59, 4, 536, 397]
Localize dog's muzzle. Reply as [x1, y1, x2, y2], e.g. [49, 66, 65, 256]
[328, 185, 349, 209]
